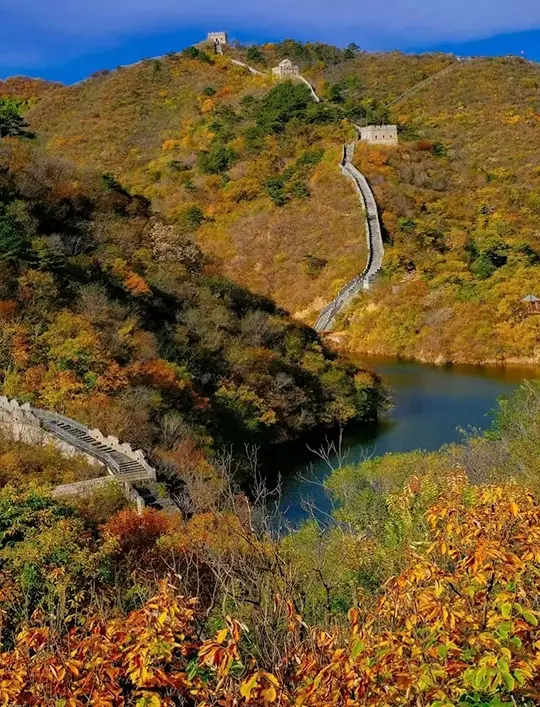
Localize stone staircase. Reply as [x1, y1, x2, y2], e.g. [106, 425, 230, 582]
[0, 397, 182, 515]
[32, 410, 154, 483]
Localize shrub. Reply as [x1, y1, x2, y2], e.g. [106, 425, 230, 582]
[197, 142, 236, 174]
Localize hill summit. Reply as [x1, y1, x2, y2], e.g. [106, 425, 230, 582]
[4, 39, 540, 364]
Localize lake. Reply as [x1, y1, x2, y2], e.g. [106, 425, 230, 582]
[278, 357, 540, 525]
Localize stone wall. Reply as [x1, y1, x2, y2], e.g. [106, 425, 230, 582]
[230, 59, 265, 77]
[0, 397, 159, 513]
[314, 141, 384, 332]
[358, 125, 398, 145]
[0, 397, 104, 469]
[207, 32, 227, 45]
[298, 75, 321, 103]
[53, 477, 146, 514]
[87, 427, 156, 478]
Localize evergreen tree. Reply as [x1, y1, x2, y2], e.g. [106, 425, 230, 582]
[0, 99, 34, 139]
[0, 214, 31, 262]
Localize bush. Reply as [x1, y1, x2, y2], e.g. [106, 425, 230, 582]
[197, 142, 236, 174]
[255, 82, 313, 134]
[246, 45, 266, 65]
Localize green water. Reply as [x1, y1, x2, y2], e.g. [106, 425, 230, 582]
[279, 357, 540, 524]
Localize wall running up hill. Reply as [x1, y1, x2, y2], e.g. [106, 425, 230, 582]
[315, 141, 384, 332]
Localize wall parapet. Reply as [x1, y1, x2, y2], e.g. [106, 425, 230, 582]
[0, 397, 160, 513]
[315, 141, 384, 332]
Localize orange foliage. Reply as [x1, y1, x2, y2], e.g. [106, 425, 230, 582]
[104, 508, 179, 555]
[3, 483, 540, 705]
[123, 271, 151, 297]
[129, 359, 191, 392]
[0, 300, 17, 321]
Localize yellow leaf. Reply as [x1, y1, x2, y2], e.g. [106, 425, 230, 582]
[261, 671, 279, 687]
[509, 501, 519, 517]
[240, 674, 258, 699]
[262, 685, 277, 702]
[216, 628, 228, 644]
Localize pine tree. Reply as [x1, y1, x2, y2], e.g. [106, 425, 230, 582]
[0, 99, 34, 139]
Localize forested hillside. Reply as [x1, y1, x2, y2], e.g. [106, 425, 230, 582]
[0, 137, 382, 475]
[4, 40, 540, 704]
[344, 57, 540, 363]
[8, 42, 540, 363]
[5, 43, 456, 321]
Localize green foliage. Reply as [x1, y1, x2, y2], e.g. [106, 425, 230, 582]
[255, 82, 314, 134]
[197, 142, 236, 174]
[296, 148, 325, 167]
[246, 45, 266, 65]
[264, 149, 323, 205]
[181, 46, 213, 64]
[176, 204, 205, 232]
[0, 98, 34, 139]
[0, 211, 31, 262]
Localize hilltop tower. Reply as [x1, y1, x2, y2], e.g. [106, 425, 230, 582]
[207, 32, 228, 47]
[272, 59, 300, 78]
[358, 125, 398, 145]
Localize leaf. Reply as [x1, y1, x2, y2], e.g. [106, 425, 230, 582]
[497, 658, 510, 674]
[509, 501, 519, 516]
[500, 603, 512, 619]
[261, 685, 277, 702]
[240, 674, 258, 699]
[513, 668, 532, 685]
[502, 671, 515, 691]
[351, 638, 364, 658]
[437, 644, 448, 659]
[216, 628, 228, 644]
[521, 610, 538, 626]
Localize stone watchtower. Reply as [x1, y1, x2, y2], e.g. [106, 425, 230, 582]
[272, 59, 300, 79]
[207, 32, 228, 47]
[358, 125, 398, 145]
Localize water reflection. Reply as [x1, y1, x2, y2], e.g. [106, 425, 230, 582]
[278, 357, 540, 525]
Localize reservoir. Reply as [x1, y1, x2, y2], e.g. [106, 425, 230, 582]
[279, 358, 540, 525]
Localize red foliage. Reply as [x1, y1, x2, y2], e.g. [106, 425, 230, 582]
[103, 508, 178, 555]
[0, 300, 17, 321]
[417, 139, 435, 151]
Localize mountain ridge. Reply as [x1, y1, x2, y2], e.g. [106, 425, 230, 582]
[4, 41, 540, 363]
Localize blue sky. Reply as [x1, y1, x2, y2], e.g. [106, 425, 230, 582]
[1, 0, 540, 84]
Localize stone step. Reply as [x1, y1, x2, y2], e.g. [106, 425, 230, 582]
[35, 407, 162, 505]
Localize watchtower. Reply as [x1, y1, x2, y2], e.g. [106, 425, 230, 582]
[359, 125, 398, 145]
[272, 59, 300, 79]
[207, 32, 228, 47]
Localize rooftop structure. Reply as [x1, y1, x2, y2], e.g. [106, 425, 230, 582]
[358, 125, 398, 146]
[522, 294, 540, 313]
[272, 58, 300, 79]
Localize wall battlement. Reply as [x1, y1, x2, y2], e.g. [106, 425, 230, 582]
[358, 124, 398, 145]
[0, 397, 164, 513]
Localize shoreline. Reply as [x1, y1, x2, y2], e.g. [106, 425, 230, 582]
[325, 334, 540, 371]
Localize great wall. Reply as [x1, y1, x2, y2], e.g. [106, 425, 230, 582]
[0, 43, 472, 508]
[314, 138, 385, 332]
[225, 51, 383, 334]
[0, 397, 179, 514]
